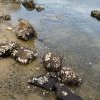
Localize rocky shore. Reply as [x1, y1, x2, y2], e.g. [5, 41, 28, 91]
[0, 0, 100, 100]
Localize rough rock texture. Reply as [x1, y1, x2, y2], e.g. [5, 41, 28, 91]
[22, 0, 36, 11]
[55, 83, 83, 100]
[91, 10, 100, 20]
[58, 67, 82, 87]
[28, 72, 58, 91]
[0, 14, 11, 22]
[11, 46, 36, 64]
[0, 42, 17, 57]
[43, 52, 62, 72]
[15, 19, 36, 41]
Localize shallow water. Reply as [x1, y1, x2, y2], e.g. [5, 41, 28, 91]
[0, 0, 100, 100]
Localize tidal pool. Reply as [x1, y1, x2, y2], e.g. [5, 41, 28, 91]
[0, 0, 100, 100]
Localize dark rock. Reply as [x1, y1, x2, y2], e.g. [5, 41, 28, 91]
[28, 72, 58, 91]
[36, 5, 44, 12]
[91, 10, 100, 20]
[0, 42, 17, 57]
[55, 83, 83, 100]
[22, 0, 36, 11]
[15, 19, 36, 41]
[58, 67, 82, 87]
[43, 52, 62, 72]
[11, 46, 36, 64]
[0, 14, 11, 22]
[4, 15, 11, 20]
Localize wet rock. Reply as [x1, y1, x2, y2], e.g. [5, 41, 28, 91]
[15, 19, 36, 41]
[58, 67, 82, 87]
[91, 10, 100, 20]
[0, 42, 17, 57]
[43, 52, 62, 72]
[55, 83, 83, 100]
[11, 46, 36, 64]
[0, 14, 11, 22]
[22, 0, 36, 11]
[36, 5, 44, 12]
[28, 72, 58, 91]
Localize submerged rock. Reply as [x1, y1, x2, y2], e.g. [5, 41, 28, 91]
[15, 19, 36, 41]
[58, 67, 82, 87]
[0, 42, 17, 57]
[11, 46, 36, 64]
[55, 83, 83, 100]
[22, 0, 36, 11]
[28, 72, 58, 91]
[0, 14, 11, 22]
[43, 52, 62, 72]
[36, 5, 44, 12]
[91, 10, 100, 20]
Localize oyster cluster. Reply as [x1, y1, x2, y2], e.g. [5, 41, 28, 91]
[58, 67, 82, 87]
[0, 41, 37, 64]
[0, 42, 16, 57]
[29, 52, 83, 100]
[15, 19, 36, 41]
[0, 16, 37, 64]
[28, 72, 58, 91]
[11, 46, 36, 64]
[43, 52, 62, 72]
[0, 13, 38, 64]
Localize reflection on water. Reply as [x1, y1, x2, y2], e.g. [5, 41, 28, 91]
[0, 0, 100, 100]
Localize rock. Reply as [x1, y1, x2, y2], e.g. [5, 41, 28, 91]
[28, 72, 58, 91]
[91, 10, 100, 20]
[15, 19, 36, 41]
[3, 15, 11, 20]
[43, 52, 62, 72]
[0, 14, 11, 22]
[22, 0, 36, 11]
[11, 46, 36, 64]
[36, 5, 44, 12]
[58, 67, 82, 87]
[55, 83, 83, 100]
[0, 42, 17, 57]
